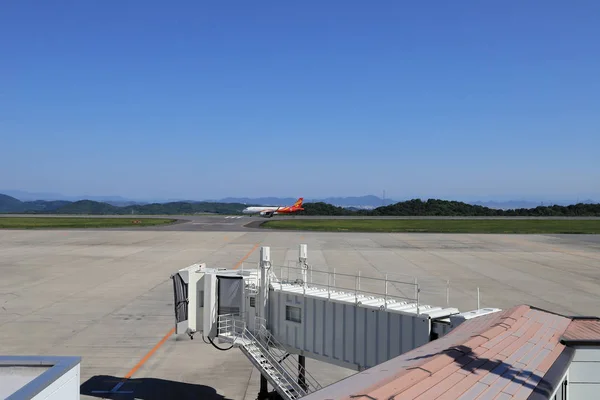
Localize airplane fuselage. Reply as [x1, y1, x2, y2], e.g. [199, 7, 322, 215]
[242, 206, 281, 215]
[242, 198, 304, 218]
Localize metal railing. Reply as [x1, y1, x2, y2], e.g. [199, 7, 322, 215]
[254, 316, 322, 393]
[217, 314, 309, 399]
[240, 261, 259, 272]
[239, 260, 485, 314]
[240, 261, 281, 294]
[217, 313, 246, 338]
[276, 262, 423, 314]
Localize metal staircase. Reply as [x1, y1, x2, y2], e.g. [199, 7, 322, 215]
[253, 317, 322, 394]
[218, 314, 322, 399]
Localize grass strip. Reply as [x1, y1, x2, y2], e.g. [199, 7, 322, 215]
[0, 217, 177, 229]
[261, 219, 600, 234]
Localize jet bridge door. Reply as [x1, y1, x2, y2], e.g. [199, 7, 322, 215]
[217, 275, 245, 332]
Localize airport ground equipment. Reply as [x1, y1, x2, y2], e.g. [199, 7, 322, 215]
[170, 244, 499, 399]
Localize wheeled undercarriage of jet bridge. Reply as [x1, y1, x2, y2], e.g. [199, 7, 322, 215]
[170, 244, 502, 400]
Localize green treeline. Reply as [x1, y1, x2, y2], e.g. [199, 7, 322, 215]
[300, 199, 600, 217]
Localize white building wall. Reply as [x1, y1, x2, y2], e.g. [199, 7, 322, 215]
[568, 347, 600, 399]
[32, 364, 80, 400]
[269, 290, 431, 370]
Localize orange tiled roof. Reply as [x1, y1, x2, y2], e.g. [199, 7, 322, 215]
[303, 305, 576, 400]
[561, 317, 600, 345]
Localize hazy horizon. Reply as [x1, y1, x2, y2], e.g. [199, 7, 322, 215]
[2, 188, 598, 205]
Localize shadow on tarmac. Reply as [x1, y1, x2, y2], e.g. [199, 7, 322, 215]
[81, 375, 233, 400]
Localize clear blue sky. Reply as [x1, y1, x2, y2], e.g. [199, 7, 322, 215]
[1, 1, 599, 201]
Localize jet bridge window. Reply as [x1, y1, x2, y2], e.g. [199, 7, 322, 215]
[286, 305, 302, 323]
[217, 276, 243, 316]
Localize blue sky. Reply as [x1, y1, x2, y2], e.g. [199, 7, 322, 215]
[1, 1, 599, 201]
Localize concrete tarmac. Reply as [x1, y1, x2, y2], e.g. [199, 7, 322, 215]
[1, 229, 600, 399]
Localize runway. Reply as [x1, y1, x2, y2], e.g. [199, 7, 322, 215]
[0, 213, 259, 231]
[2, 213, 600, 233]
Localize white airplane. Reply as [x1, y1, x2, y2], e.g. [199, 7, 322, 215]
[242, 198, 305, 218]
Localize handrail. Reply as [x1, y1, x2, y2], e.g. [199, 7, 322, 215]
[283, 280, 417, 304]
[274, 262, 425, 314]
[241, 327, 306, 397]
[239, 259, 452, 312]
[217, 314, 306, 398]
[254, 317, 323, 392]
[281, 263, 418, 287]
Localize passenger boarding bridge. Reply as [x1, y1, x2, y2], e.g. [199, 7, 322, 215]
[170, 245, 503, 399]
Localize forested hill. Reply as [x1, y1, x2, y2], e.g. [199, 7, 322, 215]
[28, 199, 250, 215]
[1, 193, 599, 216]
[298, 199, 600, 217]
[0, 194, 251, 215]
[0, 194, 71, 213]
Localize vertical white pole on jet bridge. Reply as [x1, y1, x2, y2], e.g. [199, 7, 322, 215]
[259, 246, 271, 323]
[298, 243, 309, 393]
[299, 244, 308, 289]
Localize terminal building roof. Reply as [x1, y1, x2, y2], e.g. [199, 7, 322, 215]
[303, 304, 600, 400]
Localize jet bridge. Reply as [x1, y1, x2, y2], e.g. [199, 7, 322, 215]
[170, 245, 501, 400]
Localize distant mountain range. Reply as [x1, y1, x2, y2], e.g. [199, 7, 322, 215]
[470, 199, 600, 210]
[1, 190, 599, 210]
[2, 192, 600, 216]
[0, 190, 145, 207]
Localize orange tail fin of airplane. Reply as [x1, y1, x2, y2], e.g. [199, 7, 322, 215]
[293, 198, 303, 207]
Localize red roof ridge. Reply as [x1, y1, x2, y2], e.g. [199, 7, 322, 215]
[561, 317, 600, 345]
